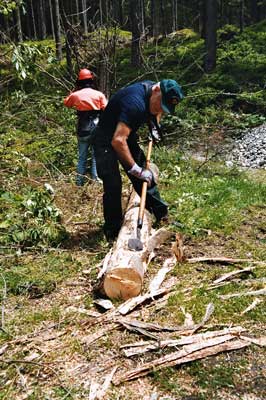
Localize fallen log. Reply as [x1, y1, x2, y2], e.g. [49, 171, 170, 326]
[99, 188, 173, 300]
[101, 190, 152, 300]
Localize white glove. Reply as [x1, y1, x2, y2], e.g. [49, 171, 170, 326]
[128, 163, 153, 186]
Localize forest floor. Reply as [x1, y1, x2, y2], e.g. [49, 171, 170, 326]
[1, 156, 266, 400]
[1, 20, 266, 398]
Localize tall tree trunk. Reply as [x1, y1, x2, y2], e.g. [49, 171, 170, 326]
[65, 29, 74, 78]
[54, 0, 62, 60]
[130, 0, 143, 67]
[171, 0, 178, 32]
[140, 0, 145, 34]
[48, 0, 55, 39]
[99, 0, 103, 25]
[0, 15, 11, 42]
[160, 0, 167, 35]
[15, 1, 23, 42]
[250, 0, 259, 22]
[104, 0, 110, 25]
[24, 1, 32, 39]
[180, 0, 185, 28]
[151, 0, 161, 37]
[75, 0, 80, 24]
[81, 0, 88, 34]
[240, 0, 245, 33]
[39, 0, 47, 39]
[199, 0, 206, 38]
[29, 0, 37, 40]
[113, 0, 123, 25]
[204, 0, 218, 73]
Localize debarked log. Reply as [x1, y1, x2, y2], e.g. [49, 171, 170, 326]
[99, 189, 173, 300]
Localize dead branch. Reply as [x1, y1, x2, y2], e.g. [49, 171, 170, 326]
[122, 326, 245, 357]
[219, 288, 266, 299]
[188, 257, 265, 265]
[113, 336, 249, 384]
[240, 335, 266, 347]
[0, 273, 7, 331]
[211, 266, 255, 285]
[81, 323, 119, 347]
[116, 302, 214, 341]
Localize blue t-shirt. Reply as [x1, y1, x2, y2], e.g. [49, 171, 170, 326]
[98, 81, 154, 143]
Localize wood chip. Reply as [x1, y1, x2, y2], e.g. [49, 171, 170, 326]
[211, 266, 255, 285]
[171, 233, 185, 262]
[241, 298, 263, 314]
[187, 303, 215, 334]
[0, 344, 8, 355]
[117, 287, 169, 315]
[23, 352, 41, 362]
[148, 255, 176, 294]
[94, 299, 115, 310]
[89, 379, 100, 400]
[97, 367, 117, 399]
[180, 306, 194, 327]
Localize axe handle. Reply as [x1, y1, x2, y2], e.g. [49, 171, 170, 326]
[137, 139, 153, 229]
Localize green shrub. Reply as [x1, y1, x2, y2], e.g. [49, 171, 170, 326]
[0, 187, 67, 247]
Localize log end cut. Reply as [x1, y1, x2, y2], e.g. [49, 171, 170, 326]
[103, 267, 143, 300]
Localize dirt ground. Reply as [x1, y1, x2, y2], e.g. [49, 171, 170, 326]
[1, 178, 266, 400]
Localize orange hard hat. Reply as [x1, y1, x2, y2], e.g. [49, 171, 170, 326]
[78, 68, 94, 80]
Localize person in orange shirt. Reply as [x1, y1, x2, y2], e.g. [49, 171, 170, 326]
[64, 69, 108, 185]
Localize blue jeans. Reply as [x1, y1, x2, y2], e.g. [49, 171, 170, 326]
[76, 135, 98, 186]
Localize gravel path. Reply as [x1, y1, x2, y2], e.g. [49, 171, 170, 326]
[227, 124, 266, 169]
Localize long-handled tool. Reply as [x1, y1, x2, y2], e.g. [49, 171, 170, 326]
[128, 138, 153, 251]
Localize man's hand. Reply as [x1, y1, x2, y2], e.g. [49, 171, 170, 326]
[128, 163, 154, 186]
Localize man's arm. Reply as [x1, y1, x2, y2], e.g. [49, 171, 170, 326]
[111, 122, 135, 169]
[111, 121, 154, 186]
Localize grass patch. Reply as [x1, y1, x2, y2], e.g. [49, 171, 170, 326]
[153, 147, 266, 237]
[1, 252, 80, 298]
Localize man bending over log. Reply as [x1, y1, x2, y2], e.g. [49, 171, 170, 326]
[92, 79, 184, 242]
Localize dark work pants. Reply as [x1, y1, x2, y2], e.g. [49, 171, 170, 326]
[94, 130, 168, 237]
